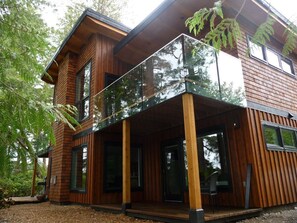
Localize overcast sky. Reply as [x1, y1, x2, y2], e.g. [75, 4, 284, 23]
[42, 0, 297, 28]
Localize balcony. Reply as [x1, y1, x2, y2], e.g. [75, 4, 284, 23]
[94, 34, 246, 131]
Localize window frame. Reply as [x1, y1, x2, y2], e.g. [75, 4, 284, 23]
[103, 142, 143, 192]
[247, 36, 295, 76]
[183, 126, 232, 192]
[262, 121, 297, 151]
[75, 60, 92, 122]
[70, 144, 88, 193]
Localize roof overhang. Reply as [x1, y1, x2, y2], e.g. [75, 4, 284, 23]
[114, 0, 296, 65]
[42, 9, 131, 84]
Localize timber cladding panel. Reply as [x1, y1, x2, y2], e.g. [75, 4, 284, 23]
[50, 33, 130, 204]
[51, 52, 77, 203]
[236, 25, 297, 114]
[247, 108, 297, 208]
[69, 133, 94, 204]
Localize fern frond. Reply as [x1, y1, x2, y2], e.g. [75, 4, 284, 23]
[283, 22, 297, 56]
[252, 16, 275, 45]
[204, 18, 241, 51]
[185, 0, 223, 36]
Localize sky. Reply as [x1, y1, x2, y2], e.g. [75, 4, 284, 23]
[42, 0, 297, 28]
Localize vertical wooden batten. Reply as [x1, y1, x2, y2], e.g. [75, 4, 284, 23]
[182, 93, 204, 223]
[31, 157, 38, 197]
[122, 119, 131, 212]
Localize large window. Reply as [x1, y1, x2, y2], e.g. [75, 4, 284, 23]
[70, 145, 88, 192]
[104, 143, 143, 192]
[248, 37, 295, 75]
[183, 129, 231, 191]
[263, 122, 297, 151]
[76, 61, 91, 121]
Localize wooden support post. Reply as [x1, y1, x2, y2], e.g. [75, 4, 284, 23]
[122, 119, 131, 212]
[182, 94, 204, 223]
[31, 157, 37, 197]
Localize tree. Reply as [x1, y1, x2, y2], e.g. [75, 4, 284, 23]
[0, 0, 77, 179]
[53, 0, 128, 46]
[185, 0, 297, 55]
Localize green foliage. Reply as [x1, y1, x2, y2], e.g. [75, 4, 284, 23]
[185, 0, 223, 36]
[204, 18, 241, 51]
[0, 0, 79, 179]
[53, 0, 128, 46]
[185, 1, 296, 55]
[251, 16, 275, 45]
[283, 23, 297, 56]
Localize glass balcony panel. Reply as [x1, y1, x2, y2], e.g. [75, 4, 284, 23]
[142, 37, 186, 108]
[183, 37, 220, 99]
[94, 34, 246, 131]
[217, 52, 247, 107]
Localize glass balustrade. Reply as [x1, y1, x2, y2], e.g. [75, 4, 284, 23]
[93, 34, 246, 131]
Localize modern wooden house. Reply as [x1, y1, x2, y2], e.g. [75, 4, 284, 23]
[41, 0, 297, 222]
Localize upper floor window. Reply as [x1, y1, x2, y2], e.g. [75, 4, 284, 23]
[248, 37, 295, 76]
[263, 122, 297, 151]
[70, 145, 88, 192]
[76, 61, 91, 121]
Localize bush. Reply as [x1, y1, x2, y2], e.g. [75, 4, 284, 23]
[0, 171, 44, 197]
[0, 187, 13, 209]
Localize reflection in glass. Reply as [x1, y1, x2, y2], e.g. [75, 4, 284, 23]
[183, 131, 231, 190]
[281, 129, 297, 149]
[71, 145, 88, 191]
[264, 126, 281, 147]
[266, 48, 280, 68]
[93, 34, 246, 131]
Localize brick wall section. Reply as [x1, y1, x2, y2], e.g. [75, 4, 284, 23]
[236, 24, 297, 114]
[50, 52, 77, 203]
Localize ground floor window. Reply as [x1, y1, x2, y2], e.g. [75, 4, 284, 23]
[104, 143, 142, 192]
[183, 129, 231, 191]
[263, 122, 297, 151]
[70, 145, 88, 192]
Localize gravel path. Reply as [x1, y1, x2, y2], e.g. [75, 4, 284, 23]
[1, 202, 297, 223]
[0, 202, 159, 223]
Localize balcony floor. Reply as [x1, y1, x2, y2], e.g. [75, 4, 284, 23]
[99, 94, 241, 136]
[92, 202, 262, 223]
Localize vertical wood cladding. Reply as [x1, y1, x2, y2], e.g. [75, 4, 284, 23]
[247, 108, 297, 208]
[51, 33, 130, 204]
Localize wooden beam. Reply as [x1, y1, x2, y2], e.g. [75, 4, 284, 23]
[31, 157, 37, 197]
[182, 93, 204, 223]
[122, 119, 131, 212]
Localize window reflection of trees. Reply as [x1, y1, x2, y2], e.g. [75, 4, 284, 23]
[94, 34, 246, 130]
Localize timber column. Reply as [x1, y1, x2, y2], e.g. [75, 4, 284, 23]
[122, 119, 131, 212]
[182, 93, 204, 223]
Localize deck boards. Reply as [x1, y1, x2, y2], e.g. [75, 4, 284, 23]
[92, 202, 262, 222]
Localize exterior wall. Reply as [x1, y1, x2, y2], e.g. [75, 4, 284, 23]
[237, 21, 297, 113]
[50, 32, 130, 204]
[140, 108, 260, 208]
[246, 108, 297, 208]
[92, 131, 144, 204]
[50, 52, 77, 203]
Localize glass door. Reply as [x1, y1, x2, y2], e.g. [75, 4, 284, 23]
[162, 143, 183, 202]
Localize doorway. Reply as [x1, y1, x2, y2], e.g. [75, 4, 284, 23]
[162, 143, 184, 202]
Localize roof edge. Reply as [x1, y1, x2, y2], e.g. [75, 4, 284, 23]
[113, 0, 176, 55]
[42, 8, 131, 82]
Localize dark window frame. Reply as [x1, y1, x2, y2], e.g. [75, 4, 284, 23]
[183, 126, 232, 192]
[103, 142, 143, 192]
[75, 60, 92, 122]
[247, 36, 295, 76]
[262, 121, 297, 151]
[70, 144, 88, 193]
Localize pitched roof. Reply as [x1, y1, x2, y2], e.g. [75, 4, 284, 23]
[42, 8, 130, 84]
